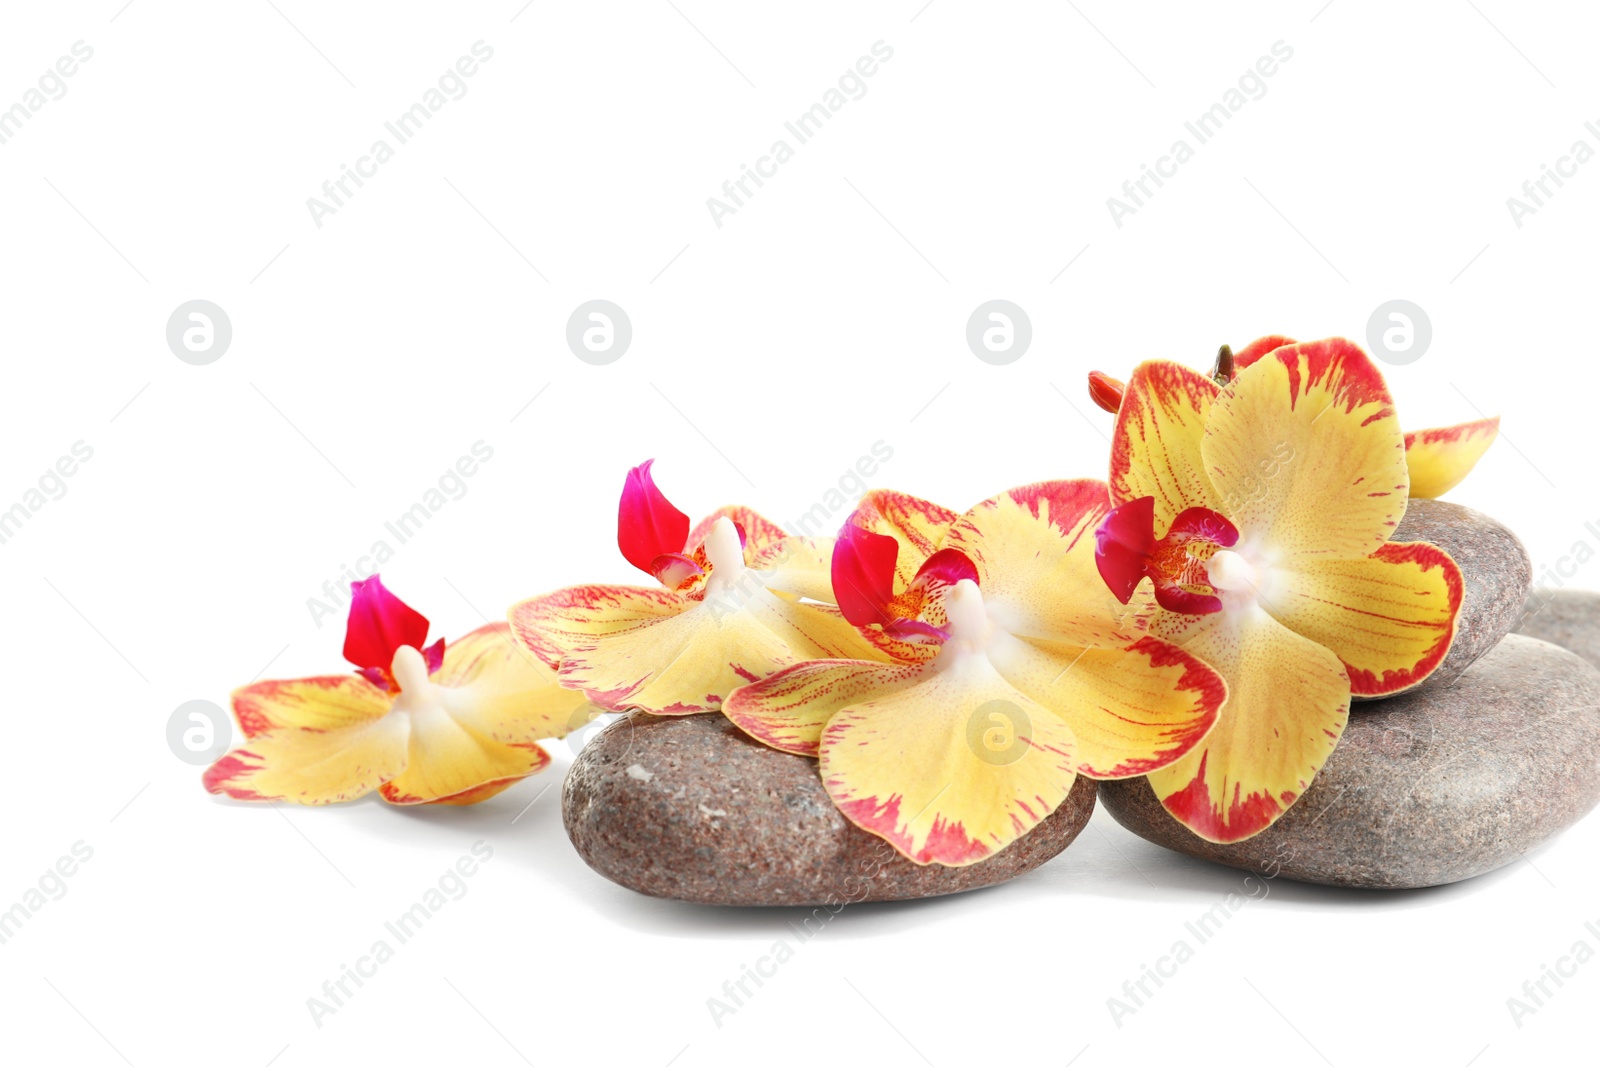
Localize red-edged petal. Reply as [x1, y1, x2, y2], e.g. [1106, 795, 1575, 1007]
[832, 523, 899, 627]
[1269, 541, 1464, 697]
[1205, 337, 1405, 562]
[1109, 360, 1222, 524]
[1404, 417, 1501, 499]
[342, 575, 430, 673]
[618, 459, 691, 576]
[1232, 334, 1297, 368]
[1088, 371, 1125, 414]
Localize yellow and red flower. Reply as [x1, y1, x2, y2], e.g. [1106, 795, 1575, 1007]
[508, 461, 882, 715]
[205, 576, 588, 805]
[1089, 333, 1501, 499]
[723, 481, 1228, 867]
[1094, 338, 1465, 842]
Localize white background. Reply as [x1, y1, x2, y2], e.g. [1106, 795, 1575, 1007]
[1, 1, 1597, 1064]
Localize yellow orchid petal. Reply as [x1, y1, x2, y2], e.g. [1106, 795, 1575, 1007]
[230, 674, 392, 738]
[1203, 338, 1406, 561]
[379, 634, 569, 806]
[746, 535, 837, 604]
[723, 658, 923, 756]
[1110, 360, 1221, 524]
[559, 589, 880, 714]
[1147, 606, 1350, 843]
[509, 584, 683, 672]
[378, 710, 552, 805]
[204, 716, 409, 804]
[1404, 417, 1500, 499]
[943, 479, 1132, 647]
[819, 656, 1081, 866]
[986, 632, 1224, 778]
[432, 621, 591, 741]
[1269, 541, 1463, 697]
[538, 516, 890, 714]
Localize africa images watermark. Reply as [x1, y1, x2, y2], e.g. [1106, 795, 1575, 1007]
[705, 40, 895, 229]
[1106, 40, 1295, 228]
[1505, 916, 1600, 1028]
[1505, 118, 1600, 229]
[306, 840, 495, 1028]
[705, 850, 893, 1029]
[701, 439, 895, 621]
[305, 440, 495, 627]
[0, 440, 95, 548]
[305, 41, 495, 228]
[0, 841, 95, 948]
[0, 40, 94, 148]
[1105, 872, 1273, 1027]
[1521, 517, 1600, 626]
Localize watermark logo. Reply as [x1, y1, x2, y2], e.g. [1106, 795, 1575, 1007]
[966, 300, 1031, 366]
[965, 699, 1031, 765]
[563, 705, 619, 760]
[1106, 40, 1294, 228]
[166, 300, 232, 365]
[566, 300, 632, 365]
[167, 699, 232, 765]
[1365, 299, 1431, 366]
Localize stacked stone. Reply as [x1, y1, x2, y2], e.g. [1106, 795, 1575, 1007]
[562, 499, 1600, 902]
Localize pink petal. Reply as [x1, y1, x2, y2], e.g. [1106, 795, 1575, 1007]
[912, 547, 979, 590]
[343, 575, 431, 672]
[1094, 496, 1157, 604]
[882, 618, 950, 643]
[355, 666, 393, 692]
[1094, 498, 1237, 616]
[1166, 506, 1239, 549]
[831, 523, 899, 627]
[617, 459, 691, 576]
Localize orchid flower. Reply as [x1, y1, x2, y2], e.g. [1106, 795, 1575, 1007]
[205, 576, 589, 805]
[507, 461, 883, 715]
[1094, 338, 1465, 842]
[1089, 334, 1500, 499]
[723, 481, 1227, 867]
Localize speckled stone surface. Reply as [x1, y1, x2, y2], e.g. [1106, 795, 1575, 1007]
[1518, 588, 1600, 670]
[563, 712, 1098, 906]
[1385, 498, 1532, 695]
[1098, 634, 1600, 889]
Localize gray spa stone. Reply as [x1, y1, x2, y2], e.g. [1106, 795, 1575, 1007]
[563, 711, 1097, 906]
[1518, 588, 1600, 670]
[1386, 498, 1531, 694]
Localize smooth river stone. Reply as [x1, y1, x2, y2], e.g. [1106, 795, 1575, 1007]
[1098, 634, 1600, 889]
[1518, 588, 1600, 669]
[563, 711, 1098, 906]
[1385, 498, 1531, 694]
